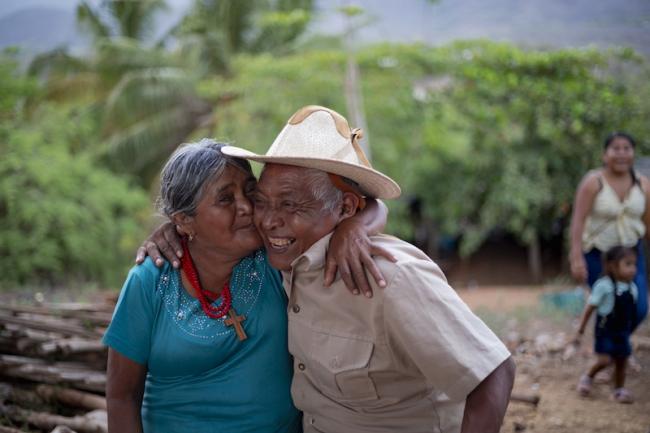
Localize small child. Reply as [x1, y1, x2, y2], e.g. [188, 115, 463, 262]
[575, 245, 638, 404]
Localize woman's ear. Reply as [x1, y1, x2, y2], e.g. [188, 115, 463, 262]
[171, 212, 194, 238]
[339, 192, 361, 220]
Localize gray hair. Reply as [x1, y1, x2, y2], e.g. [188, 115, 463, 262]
[158, 139, 253, 218]
[302, 168, 343, 214]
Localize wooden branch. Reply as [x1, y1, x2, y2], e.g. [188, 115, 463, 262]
[0, 355, 105, 393]
[0, 404, 106, 433]
[36, 385, 106, 411]
[510, 393, 540, 406]
[0, 305, 112, 327]
[37, 338, 106, 357]
[0, 314, 101, 339]
[0, 426, 31, 433]
[51, 427, 79, 433]
[40, 302, 113, 313]
[0, 382, 47, 408]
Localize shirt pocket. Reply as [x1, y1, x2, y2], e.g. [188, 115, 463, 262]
[309, 330, 378, 403]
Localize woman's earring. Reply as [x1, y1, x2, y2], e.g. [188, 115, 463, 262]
[188, 233, 195, 242]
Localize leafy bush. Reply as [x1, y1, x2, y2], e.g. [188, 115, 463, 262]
[0, 105, 150, 287]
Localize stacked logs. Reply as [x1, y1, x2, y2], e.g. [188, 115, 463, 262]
[0, 302, 113, 433]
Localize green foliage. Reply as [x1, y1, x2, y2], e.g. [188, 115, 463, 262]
[412, 41, 650, 255]
[205, 41, 650, 248]
[76, 0, 168, 43]
[0, 98, 150, 286]
[7, 2, 650, 289]
[0, 49, 38, 121]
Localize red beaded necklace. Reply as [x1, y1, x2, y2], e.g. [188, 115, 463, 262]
[180, 237, 232, 319]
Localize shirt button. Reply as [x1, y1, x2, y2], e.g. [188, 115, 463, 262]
[298, 363, 306, 371]
[292, 304, 300, 313]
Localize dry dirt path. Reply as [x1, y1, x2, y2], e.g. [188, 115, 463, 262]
[458, 286, 650, 433]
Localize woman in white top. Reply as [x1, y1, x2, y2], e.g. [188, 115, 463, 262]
[569, 132, 649, 329]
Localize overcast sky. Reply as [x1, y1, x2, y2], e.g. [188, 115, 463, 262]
[1, 0, 649, 55]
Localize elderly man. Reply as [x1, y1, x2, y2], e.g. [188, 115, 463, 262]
[220, 105, 515, 433]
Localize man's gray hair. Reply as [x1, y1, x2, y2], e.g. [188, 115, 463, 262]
[302, 168, 343, 214]
[158, 139, 252, 218]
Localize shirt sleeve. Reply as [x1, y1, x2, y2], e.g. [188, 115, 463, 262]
[588, 278, 611, 307]
[383, 260, 511, 401]
[102, 261, 158, 365]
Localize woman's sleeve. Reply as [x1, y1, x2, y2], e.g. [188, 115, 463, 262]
[102, 264, 157, 365]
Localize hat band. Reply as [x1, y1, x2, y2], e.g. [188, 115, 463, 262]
[350, 128, 371, 168]
[327, 173, 367, 210]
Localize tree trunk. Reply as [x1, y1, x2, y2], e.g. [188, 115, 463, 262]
[528, 233, 543, 283]
[344, 56, 371, 160]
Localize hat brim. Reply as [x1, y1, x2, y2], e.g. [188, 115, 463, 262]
[221, 146, 401, 199]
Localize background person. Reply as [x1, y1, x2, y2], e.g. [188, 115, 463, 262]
[569, 132, 649, 329]
[575, 246, 638, 403]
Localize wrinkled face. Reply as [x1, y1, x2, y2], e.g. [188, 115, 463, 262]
[614, 254, 637, 283]
[184, 165, 262, 259]
[252, 164, 340, 271]
[603, 137, 635, 174]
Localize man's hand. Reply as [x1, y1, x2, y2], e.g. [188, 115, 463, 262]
[135, 222, 183, 268]
[325, 219, 396, 298]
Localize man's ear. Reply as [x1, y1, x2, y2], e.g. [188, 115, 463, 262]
[171, 212, 194, 237]
[339, 192, 360, 220]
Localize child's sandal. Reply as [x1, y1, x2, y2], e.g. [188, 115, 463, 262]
[611, 388, 634, 404]
[576, 374, 592, 396]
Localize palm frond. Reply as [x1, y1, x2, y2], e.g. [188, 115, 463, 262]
[98, 106, 208, 181]
[109, 0, 168, 41]
[76, 1, 112, 41]
[28, 49, 89, 79]
[41, 72, 106, 104]
[103, 67, 198, 130]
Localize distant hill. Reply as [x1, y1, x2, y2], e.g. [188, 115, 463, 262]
[0, 7, 83, 55]
[1, 0, 649, 57]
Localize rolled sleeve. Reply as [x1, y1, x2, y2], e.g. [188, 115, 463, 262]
[384, 260, 511, 401]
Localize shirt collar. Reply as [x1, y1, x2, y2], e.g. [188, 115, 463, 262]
[290, 232, 333, 272]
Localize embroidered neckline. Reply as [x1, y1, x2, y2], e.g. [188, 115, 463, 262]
[157, 250, 265, 340]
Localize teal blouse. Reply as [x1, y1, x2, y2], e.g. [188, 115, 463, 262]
[103, 251, 301, 433]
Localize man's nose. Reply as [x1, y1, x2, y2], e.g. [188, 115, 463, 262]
[261, 206, 282, 231]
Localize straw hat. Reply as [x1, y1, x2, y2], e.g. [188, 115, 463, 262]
[221, 105, 401, 199]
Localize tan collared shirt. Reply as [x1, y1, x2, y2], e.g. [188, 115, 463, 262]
[283, 233, 511, 433]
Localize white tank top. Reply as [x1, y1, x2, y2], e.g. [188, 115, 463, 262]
[582, 175, 646, 252]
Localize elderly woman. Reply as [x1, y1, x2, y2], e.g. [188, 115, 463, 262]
[103, 139, 388, 433]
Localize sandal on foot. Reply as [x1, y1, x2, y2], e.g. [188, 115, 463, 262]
[577, 374, 592, 396]
[612, 388, 634, 404]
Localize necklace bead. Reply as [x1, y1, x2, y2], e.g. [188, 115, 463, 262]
[181, 237, 232, 319]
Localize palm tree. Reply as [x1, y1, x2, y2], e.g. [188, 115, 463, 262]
[76, 0, 168, 43]
[30, 0, 316, 187]
[173, 0, 314, 74]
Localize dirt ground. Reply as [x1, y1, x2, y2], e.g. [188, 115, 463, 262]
[2, 285, 648, 432]
[458, 286, 650, 433]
